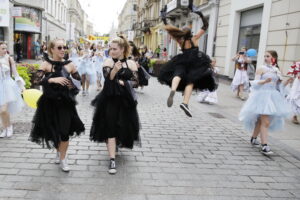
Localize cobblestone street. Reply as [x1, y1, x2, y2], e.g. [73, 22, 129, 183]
[0, 79, 300, 200]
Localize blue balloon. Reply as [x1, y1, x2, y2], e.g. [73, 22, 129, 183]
[247, 49, 257, 57]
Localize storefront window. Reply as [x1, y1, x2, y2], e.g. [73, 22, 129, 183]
[237, 7, 262, 51]
[237, 7, 263, 69]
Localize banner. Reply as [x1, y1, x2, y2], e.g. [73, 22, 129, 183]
[0, 0, 10, 27]
[14, 6, 41, 33]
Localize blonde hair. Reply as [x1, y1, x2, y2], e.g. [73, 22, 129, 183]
[0, 41, 7, 46]
[111, 36, 130, 58]
[48, 39, 65, 58]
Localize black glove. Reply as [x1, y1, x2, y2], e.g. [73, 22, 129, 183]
[160, 5, 168, 25]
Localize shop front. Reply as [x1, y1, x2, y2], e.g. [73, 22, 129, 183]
[13, 6, 42, 59]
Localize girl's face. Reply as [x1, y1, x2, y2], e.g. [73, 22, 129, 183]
[109, 42, 124, 59]
[264, 52, 272, 64]
[211, 60, 216, 67]
[51, 40, 66, 59]
[0, 44, 7, 56]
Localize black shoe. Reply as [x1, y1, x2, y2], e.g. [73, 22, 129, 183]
[180, 103, 192, 117]
[108, 159, 117, 174]
[261, 144, 273, 155]
[250, 137, 260, 146]
[167, 91, 175, 107]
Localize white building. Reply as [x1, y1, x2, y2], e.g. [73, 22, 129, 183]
[215, 0, 300, 77]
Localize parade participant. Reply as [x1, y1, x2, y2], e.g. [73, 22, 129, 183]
[69, 43, 80, 68]
[30, 39, 85, 172]
[287, 61, 300, 124]
[77, 42, 96, 95]
[129, 41, 150, 93]
[197, 57, 219, 104]
[0, 42, 25, 138]
[90, 36, 140, 175]
[231, 47, 251, 100]
[94, 44, 104, 91]
[158, 5, 216, 117]
[239, 50, 292, 155]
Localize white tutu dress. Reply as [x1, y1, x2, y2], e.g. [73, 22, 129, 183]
[93, 51, 104, 84]
[0, 54, 24, 114]
[77, 50, 97, 84]
[197, 67, 219, 104]
[286, 63, 300, 115]
[239, 65, 291, 132]
[69, 48, 80, 68]
[231, 58, 249, 92]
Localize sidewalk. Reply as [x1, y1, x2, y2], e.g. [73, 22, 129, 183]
[192, 78, 300, 159]
[0, 78, 299, 199]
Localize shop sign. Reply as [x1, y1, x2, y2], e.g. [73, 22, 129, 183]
[14, 6, 41, 33]
[0, 0, 10, 27]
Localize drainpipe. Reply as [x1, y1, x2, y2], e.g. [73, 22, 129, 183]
[212, 0, 220, 57]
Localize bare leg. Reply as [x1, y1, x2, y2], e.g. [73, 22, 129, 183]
[183, 84, 194, 105]
[58, 141, 69, 160]
[167, 76, 181, 107]
[86, 75, 90, 92]
[81, 75, 86, 91]
[259, 115, 270, 145]
[171, 76, 181, 91]
[252, 117, 261, 138]
[0, 105, 11, 128]
[107, 138, 116, 159]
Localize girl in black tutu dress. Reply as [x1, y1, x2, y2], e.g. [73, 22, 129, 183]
[90, 36, 140, 174]
[158, 5, 217, 117]
[128, 41, 150, 92]
[30, 39, 85, 172]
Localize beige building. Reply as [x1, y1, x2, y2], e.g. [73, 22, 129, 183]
[67, 0, 86, 41]
[215, 0, 300, 77]
[118, 0, 138, 40]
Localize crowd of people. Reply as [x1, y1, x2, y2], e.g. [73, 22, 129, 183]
[0, 3, 299, 175]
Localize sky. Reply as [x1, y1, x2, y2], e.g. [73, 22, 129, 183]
[79, 0, 127, 35]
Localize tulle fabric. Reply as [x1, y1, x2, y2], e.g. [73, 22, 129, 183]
[231, 69, 249, 92]
[197, 90, 218, 104]
[239, 85, 291, 132]
[158, 48, 216, 92]
[286, 78, 300, 115]
[0, 77, 24, 114]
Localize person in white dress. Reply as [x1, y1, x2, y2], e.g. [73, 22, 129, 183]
[0, 42, 25, 138]
[197, 57, 219, 104]
[287, 61, 300, 124]
[231, 47, 251, 100]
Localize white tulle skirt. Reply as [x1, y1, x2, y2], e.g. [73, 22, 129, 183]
[286, 78, 300, 115]
[231, 69, 249, 92]
[197, 90, 218, 104]
[0, 78, 24, 114]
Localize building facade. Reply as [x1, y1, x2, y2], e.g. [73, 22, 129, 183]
[215, 0, 300, 77]
[118, 0, 138, 41]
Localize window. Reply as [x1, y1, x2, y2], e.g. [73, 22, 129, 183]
[0, 28, 4, 41]
[237, 7, 263, 51]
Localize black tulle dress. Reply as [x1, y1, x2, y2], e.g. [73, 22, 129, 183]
[30, 59, 85, 149]
[158, 39, 217, 92]
[90, 58, 141, 149]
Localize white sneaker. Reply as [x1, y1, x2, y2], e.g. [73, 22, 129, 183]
[0, 129, 7, 138]
[55, 152, 60, 164]
[6, 126, 13, 138]
[60, 159, 70, 172]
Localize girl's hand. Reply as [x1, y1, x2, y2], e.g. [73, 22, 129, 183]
[119, 80, 124, 86]
[49, 77, 70, 86]
[113, 61, 122, 72]
[264, 78, 272, 84]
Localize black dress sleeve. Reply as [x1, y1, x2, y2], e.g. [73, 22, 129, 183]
[71, 71, 81, 81]
[33, 70, 50, 85]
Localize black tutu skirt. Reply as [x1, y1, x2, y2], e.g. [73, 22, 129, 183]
[158, 47, 217, 92]
[137, 67, 150, 86]
[30, 81, 85, 149]
[90, 78, 141, 149]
